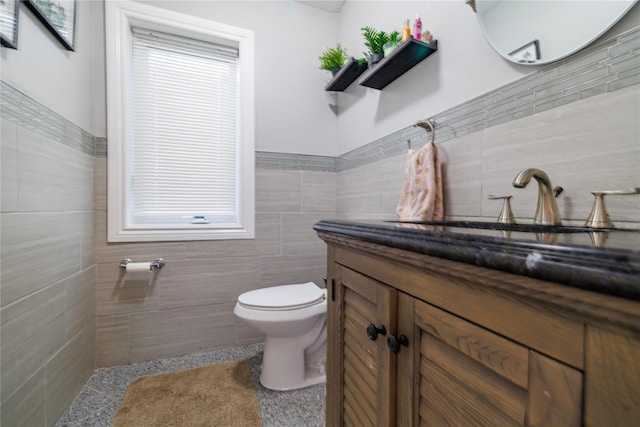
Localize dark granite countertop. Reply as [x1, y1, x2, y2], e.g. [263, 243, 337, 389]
[313, 219, 640, 301]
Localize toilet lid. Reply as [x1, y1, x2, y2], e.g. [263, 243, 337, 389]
[238, 282, 325, 310]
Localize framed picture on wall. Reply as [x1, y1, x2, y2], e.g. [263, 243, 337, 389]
[23, 0, 76, 51]
[508, 40, 540, 64]
[1, 0, 19, 49]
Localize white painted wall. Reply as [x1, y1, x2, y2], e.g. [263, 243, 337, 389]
[137, 0, 340, 156]
[334, 0, 640, 155]
[0, 0, 105, 136]
[2, 0, 638, 156]
[1, 0, 340, 155]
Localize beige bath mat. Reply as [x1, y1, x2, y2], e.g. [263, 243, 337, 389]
[111, 359, 262, 427]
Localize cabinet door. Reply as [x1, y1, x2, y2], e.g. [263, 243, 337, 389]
[327, 265, 397, 427]
[398, 296, 583, 426]
[585, 327, 640, 426]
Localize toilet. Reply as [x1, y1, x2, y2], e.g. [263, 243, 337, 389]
[234, 282, 327, 391]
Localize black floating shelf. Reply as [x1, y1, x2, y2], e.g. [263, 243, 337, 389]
[324, 58, 369, 92]
[359, 39, 438, 90]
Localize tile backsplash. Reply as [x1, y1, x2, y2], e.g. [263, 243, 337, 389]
[337, 85, 640, 226]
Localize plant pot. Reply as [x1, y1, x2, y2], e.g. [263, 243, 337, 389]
[368, 53, 384, 68]
[330, 67, 341, 77]
[383, 41, 399, 56]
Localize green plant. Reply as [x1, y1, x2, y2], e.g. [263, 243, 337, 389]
[388, 30, 401, 44]
[361, 27, 400, 59]
[318, 44, 349, 72]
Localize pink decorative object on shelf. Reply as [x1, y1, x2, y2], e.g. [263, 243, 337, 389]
[414, 15, 422, 40]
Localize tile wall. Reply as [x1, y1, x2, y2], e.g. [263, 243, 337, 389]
[338, 85, 640, 226]
[1, 83, 96, 426]
[93, 155, 336, 367]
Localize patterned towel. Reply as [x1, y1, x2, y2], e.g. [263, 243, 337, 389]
[396, 141, 443, 221]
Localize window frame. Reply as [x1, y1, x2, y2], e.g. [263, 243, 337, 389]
[105, 0, 255, 242]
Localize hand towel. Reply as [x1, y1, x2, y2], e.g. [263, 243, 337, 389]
[396, 141, 443, 221]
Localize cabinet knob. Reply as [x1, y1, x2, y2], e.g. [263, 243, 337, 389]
[387, 334, 409, 353]
[366, 323, 387, 341]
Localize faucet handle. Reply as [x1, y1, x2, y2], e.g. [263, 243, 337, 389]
[553, 186, 564, 198]
[488, 195, 516, 224]
[584, 187, 640, 228]
[591, 188, 640, 196]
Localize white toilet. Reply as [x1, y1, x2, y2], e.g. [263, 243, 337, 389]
[234, 282, 327, 391]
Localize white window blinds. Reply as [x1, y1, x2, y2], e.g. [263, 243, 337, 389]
[130, 27, 240, 226]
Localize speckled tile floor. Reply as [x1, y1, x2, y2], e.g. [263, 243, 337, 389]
[55, 343, 325, 427]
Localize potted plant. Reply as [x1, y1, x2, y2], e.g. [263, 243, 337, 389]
[383, 30, 402, 56]
[361, 27, 401, 67]
[318, 44, 349, 76]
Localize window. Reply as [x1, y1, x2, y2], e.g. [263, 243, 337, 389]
[105, 1, 255, 242]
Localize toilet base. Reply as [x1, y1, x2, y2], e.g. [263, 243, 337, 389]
[259, 336, 326, 391]
[260, 365, 325, 391]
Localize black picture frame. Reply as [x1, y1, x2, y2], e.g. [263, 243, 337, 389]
[1, 0, 19, 49]
[23, 0, 75, 51]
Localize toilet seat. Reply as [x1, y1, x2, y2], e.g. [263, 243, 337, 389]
[238, 282, 325, 311]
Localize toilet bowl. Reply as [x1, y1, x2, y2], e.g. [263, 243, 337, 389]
[234, 282, 327, 391]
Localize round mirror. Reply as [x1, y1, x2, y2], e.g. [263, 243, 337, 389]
[476, 0, 638, 65]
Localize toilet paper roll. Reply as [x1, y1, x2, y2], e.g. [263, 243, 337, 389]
[125, 262, 152, 279]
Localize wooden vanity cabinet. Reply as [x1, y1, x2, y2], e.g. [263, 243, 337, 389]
[321, 238, 640, 427]
[327, 263, 397, 427]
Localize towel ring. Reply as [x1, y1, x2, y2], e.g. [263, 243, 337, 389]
[414, 118, 436, 142]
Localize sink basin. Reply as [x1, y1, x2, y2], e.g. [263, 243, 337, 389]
[389, 220, 634, 234]
[386, 220, 640, 247]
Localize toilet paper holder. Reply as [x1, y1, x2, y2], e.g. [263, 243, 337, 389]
[119, 258, 165, 271]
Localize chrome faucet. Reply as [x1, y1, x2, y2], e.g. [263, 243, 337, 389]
[512, 168, 563, 225]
